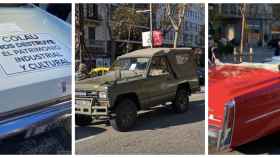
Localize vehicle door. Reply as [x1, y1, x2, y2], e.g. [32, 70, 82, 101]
[232, 80, 280, 146]
[144, 55, 177, 107]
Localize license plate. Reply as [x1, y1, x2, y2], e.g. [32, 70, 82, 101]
[75, 99, 92, 107]
[75, 99, 93, 115]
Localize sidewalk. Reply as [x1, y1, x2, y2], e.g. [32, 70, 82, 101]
[219, 47, 275, 63]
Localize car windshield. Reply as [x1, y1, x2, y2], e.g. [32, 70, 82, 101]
[110, 57, 150, 74]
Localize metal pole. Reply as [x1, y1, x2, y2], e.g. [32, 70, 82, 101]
[240, 4, 246, 63]
[150, 3, 153, 48]
[79, 4, 83, 63]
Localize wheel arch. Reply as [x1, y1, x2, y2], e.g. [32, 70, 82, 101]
[112, 93, 141, 111]
[178, 82, 191, 95]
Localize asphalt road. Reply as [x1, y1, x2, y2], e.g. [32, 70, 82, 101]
[209, 132, 280, 155]
[0, 120, 72, 155]
[76, 92, 205, 155]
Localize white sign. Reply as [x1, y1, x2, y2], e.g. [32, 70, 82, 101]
[0, 33, 71, 75]
[129, 63, 136, 70]
[142, 31, 151, 47]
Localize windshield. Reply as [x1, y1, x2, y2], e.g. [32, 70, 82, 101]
[110, 57, 150, 73]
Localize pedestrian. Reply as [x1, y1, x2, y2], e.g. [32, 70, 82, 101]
[208, 37, 221, 65]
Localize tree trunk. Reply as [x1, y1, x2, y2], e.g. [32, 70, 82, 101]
[240, 14, 245, 63]
[166, 4, 186, 48]
[174, 29, 179, 48]
[104, 4, 115, 64]
[240, 4, 246, 63]
[127, 26, 131, 53]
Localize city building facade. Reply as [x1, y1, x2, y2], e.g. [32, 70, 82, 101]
[76, 4, 205, 69]
[209, 3, 273, 47]
[155, 4, 205, 48]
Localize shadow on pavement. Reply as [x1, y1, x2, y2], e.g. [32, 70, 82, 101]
[0, 127, 71, 155]
[75, 126, 106, 141]
[133, 100, 205, 131]
[235, 132, 280, 155]
[75, 99, 204, 138]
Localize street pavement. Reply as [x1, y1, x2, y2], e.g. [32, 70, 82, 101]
[209, 132, 280, 155]
[76, 91, 205, 155]
[0, 121, 72, 154]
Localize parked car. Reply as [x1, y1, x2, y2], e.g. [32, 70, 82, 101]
[75, 48, 199, 131]
[0, 4, 71, 140]
[264, 56, 280, 64]
[208, 63, 280, 151]
[89, 67, 109, 77]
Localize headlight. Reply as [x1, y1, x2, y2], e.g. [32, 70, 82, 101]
[87, 91, 97, 96]
[98, 91, 107, 99]
[76, 91, 87, 96]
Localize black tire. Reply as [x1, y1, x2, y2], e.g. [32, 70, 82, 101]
[172, 88, 190, 113]
[110, 99, 137, 132]
[75, 114, 93, 126]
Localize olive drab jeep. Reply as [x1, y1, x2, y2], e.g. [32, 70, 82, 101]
[75, 48, 199, 131]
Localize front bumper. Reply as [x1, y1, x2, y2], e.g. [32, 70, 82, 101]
[75, 97, 109, 116]
[0, 100, 71, 140]
[209, 125, 233, 151]
[208, 125, 220, 148]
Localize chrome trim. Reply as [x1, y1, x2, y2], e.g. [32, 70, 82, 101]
[208, 126, 219, 138]
[0, 100, 71, 140]
[217, 100, 236, 150]
[75, 97, 109, 116]
[245, 108, 280, 124]
[209, 114, 222, 122]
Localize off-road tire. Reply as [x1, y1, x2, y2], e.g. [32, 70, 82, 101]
[110, 99, 137, 132]
[172, 88, 190, 113]
[75, 115, 93, 126]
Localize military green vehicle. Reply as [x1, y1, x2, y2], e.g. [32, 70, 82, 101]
[75, 48, 199, 131]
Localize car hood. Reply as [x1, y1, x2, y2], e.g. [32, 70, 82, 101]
[208, 64, 280, 127]
[76, 70, 144, 92]
[76, 71, 116, 92]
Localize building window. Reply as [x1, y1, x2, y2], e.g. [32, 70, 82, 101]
[88, 27, 95, 43]
[87, 4, 98, 19]
[185, 21, 188, 30]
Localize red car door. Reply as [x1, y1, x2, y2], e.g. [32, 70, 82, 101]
[231, 79, 280, 147]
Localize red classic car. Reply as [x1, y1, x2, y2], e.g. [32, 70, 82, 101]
[208, 63, 280, 151]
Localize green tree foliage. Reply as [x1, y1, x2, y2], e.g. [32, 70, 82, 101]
[111, 5, 148, 42]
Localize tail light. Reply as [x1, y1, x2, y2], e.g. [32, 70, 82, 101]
[217, 100, 236, 150]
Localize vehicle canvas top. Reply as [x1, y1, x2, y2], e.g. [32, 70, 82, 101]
[117, 48, 192, 58]
[0, 5, 71, 115]
[166, 49, 197, 79]
[118, 48, 197, 79]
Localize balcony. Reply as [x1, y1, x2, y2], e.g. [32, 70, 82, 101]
[86, 39, 105, 48]
[221, 5, 272, 20]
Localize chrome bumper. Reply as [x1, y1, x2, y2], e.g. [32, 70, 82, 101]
[75, 97, 109, 116]
[208, 126, 222, 150]
[208, 125, 232, 151]
[0, 100, 71, 140]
